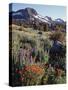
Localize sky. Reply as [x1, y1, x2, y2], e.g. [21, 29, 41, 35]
[9, 3, 66, 21]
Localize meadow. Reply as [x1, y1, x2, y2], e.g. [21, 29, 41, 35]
[9, 24, 66, 86]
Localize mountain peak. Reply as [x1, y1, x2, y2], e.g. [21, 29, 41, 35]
[25, 7, 38, 15]
[55, 18, 65, 24]
[44, 16, 52, 21]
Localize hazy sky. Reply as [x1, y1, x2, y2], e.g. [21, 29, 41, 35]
[10, 3, 66, 21]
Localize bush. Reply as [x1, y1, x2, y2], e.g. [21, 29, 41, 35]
[21, 64, 45, 85]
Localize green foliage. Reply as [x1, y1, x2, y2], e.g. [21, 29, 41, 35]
[10, 26, 66, 86]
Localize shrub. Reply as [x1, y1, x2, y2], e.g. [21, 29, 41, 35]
[21, 64, 45, 85]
